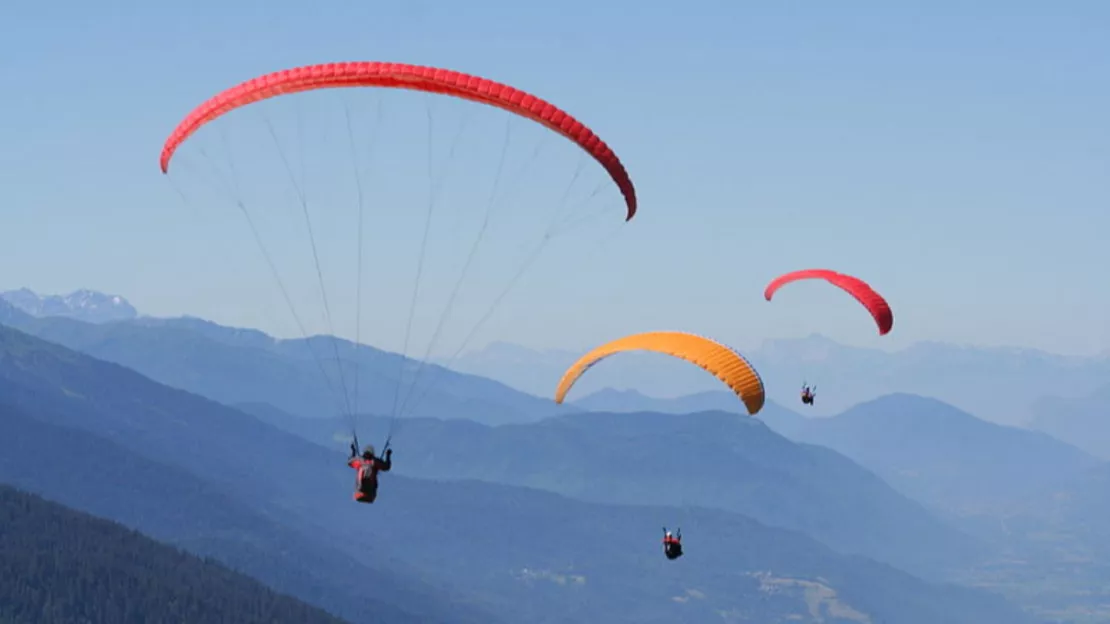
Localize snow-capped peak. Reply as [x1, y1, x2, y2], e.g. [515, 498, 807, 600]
[0, 288, 139, 324]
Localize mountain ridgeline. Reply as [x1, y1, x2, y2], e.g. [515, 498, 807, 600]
[0, 298, 571, 426]
[8, 292, 1110, 431]
[0, 288, 138, 324]
[247, 405, 985, 579]
[0, 326, 494, 624]
[774, 394, 1099, 517]
[241, 393, 1110, 621]
[450, 336, 1110, 426]
[0, 322, 1041, 623]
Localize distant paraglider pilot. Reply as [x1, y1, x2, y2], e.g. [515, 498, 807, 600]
[348, 442, 392, 504]
[800, 384, 815, 406]
[662, 527, 683, 560]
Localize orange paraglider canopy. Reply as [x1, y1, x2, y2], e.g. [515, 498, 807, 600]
[554, 331, 765, 415]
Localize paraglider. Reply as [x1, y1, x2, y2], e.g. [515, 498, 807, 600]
[764, 270, 891, 403]
[800, 383, 816, 406]
[348, 442, 393, 504]
[553, 331, 766, 416]
[554, 331, 764, 553]
[161, 61, 639, 504]
[763, 269, 893, 335]
[663, 527, 683, 560]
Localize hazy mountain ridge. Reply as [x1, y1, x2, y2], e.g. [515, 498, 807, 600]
[574, 387, 749, 414]
[0, 297, 573, 426]
[0, 322, 1038, 623]
[240, 402, 985, 581]
[754, 392, 1110, 622]
[564, 388, 1100, 521]
[569, 387, 816, 439]
[0, 290, 1096, 617]
[470, 386, 1110, 621]
[8, 288, 1106, 428]
[777, 394, 1099, 517]
[1028, 382, 1110, 459]
[451, 336, 1110, 425]
[0, 395, 485, 624]
[1, 287, 138, 323]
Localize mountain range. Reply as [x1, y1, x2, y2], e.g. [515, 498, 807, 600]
[577, 388, 1106, 533]
[573, 387, 752, 414]
[0, 321, 1041, 623]
[0, 340, 484, 624]
[1, 287, 138, 324]
[7, 288, 1108, 429]
[0, 298, 571, 426]
[451, 336, 1110, 426]
[236, 403, 981, 581]
[5, 289, 1110, 620]
[771, 394, 1099, 519]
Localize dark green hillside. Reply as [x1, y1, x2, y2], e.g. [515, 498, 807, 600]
[0, 484, 346, 624]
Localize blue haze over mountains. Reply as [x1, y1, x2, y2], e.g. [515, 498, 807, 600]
[7, 287, 1109, 430]
[449, 337, 1110, 428]
[4, 288, 1110, 621]
[0, 318, 1032, 623]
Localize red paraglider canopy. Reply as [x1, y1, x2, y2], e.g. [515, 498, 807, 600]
[764, 269, 893, 335]
[159, 61, 637, 221]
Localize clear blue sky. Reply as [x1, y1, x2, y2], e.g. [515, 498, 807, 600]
[3, 1, 1108, 357]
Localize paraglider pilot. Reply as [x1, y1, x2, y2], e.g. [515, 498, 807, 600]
[348, 441, 392, 504]
[800, 384, 815, 406]
[663, 527, 683, 560]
